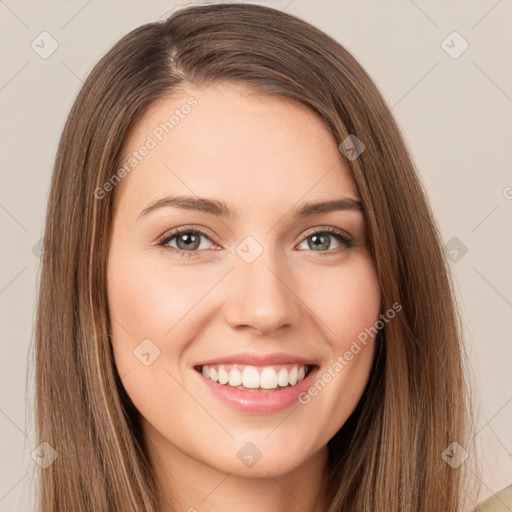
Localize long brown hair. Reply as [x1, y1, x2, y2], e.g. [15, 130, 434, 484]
[31, 3, 478, 510]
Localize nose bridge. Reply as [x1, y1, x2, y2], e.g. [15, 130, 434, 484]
[223, 236, 300, 334]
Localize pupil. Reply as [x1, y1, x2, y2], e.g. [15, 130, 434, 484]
[178, 233, 199, 250]
[310, 234, 329, 251]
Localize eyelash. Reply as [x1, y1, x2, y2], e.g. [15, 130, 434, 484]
[157, 226, 355, 259]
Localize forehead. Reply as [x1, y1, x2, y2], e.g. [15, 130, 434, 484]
[115, 83, 358, 217]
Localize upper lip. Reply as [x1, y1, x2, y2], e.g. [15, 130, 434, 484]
[194, 352, 319, 368]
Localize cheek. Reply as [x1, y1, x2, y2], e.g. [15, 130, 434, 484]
[309, 254, 381, 346]
[106, 252, 197, 418]
[106, 248, 172, 373]
[107, 253, 210, 342]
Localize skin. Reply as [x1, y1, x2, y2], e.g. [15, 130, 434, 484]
[107, 83, 381, 512]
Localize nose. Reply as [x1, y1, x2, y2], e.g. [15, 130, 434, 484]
[222, 247, 301, 336]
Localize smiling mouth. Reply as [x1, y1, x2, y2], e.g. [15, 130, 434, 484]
[194, 363, 315, 392]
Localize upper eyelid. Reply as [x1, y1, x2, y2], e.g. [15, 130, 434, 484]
[158, 225, 220, 246]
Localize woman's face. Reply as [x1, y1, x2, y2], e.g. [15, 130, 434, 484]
[107, 83, 381, 480]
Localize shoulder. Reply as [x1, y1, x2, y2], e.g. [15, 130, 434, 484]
[473, 484, 512, 512]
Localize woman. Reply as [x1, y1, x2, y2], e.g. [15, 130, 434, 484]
[33, 3, 485, 511]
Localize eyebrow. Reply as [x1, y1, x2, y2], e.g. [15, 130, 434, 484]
[137, 194, 363, 220]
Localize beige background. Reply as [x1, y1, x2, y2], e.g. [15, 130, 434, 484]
[1, 1, 511, 510]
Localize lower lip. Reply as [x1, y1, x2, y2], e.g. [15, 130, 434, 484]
[194, 366, 319, 414]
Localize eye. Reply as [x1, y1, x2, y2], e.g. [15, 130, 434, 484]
[157, 227, 217, 258]
[296, 227, 355, 255]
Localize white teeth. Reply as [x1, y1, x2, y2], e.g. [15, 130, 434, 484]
[242, 366, 260, 388]
[199, 363, 310, 390]
[260, 367, 278, 389]
[288, 366, 298, 386]
[228, 368, 242, 386]
[277, 368, 289, 387]
[218, 367, 229, 385]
